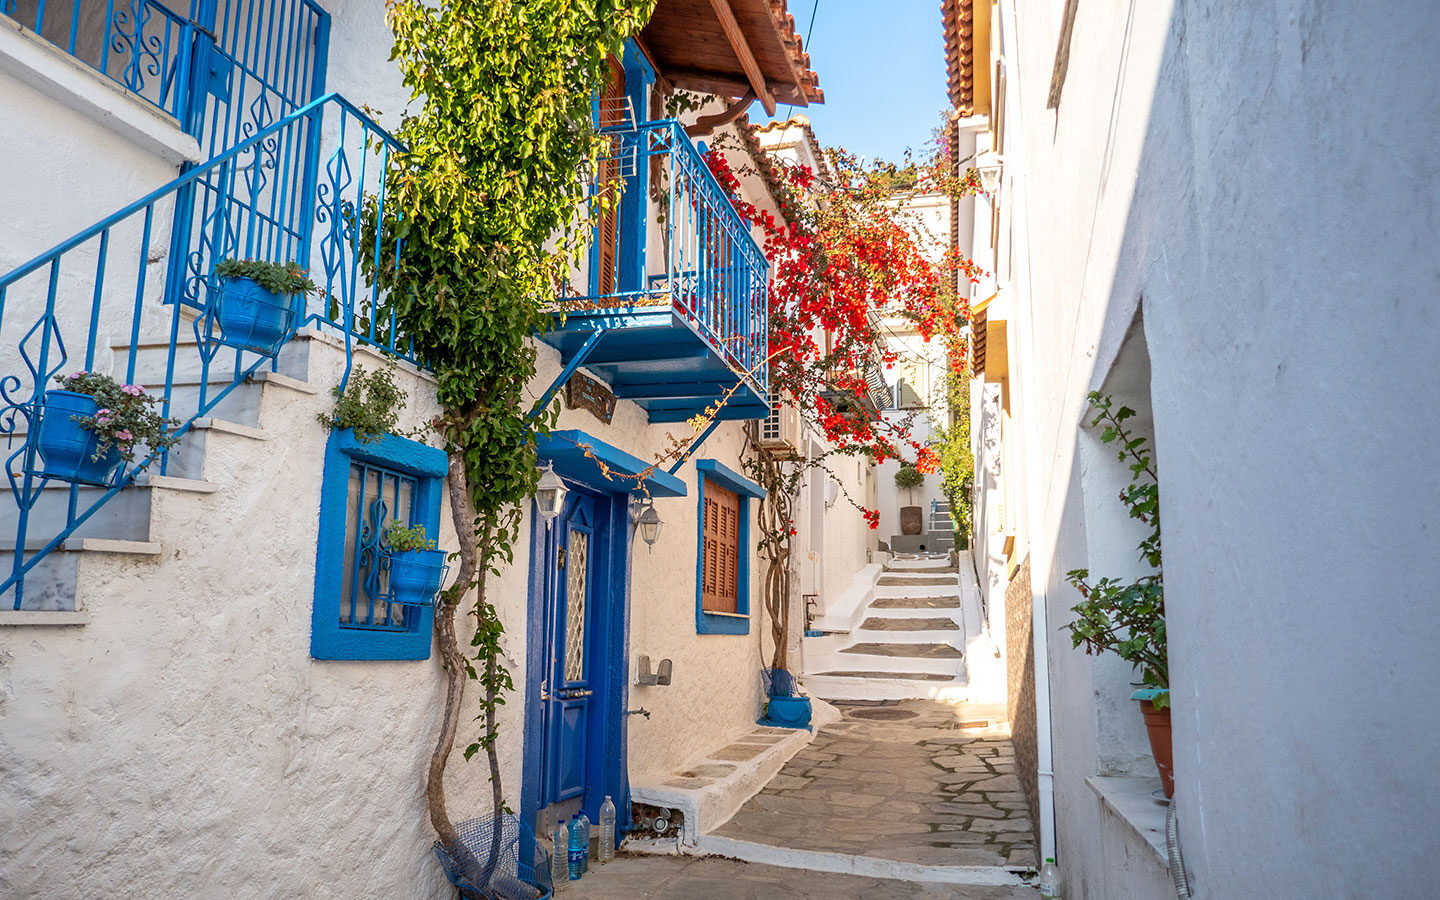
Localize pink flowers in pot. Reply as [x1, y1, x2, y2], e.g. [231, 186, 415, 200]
[52, 371, 179, 464]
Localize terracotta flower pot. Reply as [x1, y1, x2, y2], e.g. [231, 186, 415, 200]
[1138, 698, 1174, 798]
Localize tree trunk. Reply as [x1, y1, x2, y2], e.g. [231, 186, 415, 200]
[427, 451, 480, 848]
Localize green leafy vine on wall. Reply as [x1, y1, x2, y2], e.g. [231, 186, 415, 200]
[368, 0, 657, 857]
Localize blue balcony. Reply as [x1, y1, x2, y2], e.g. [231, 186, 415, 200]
[544, 119, 770, 424]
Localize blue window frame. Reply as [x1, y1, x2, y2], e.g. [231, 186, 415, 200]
[694, 460, 765, 635]
[311, 429, 447, 660]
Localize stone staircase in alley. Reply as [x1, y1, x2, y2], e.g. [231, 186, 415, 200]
[800, 555, 975, 701]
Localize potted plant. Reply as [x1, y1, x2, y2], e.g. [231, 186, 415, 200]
[384, 520, 447, 607]
[213, 258, 314, 354]
[36, 371, 179, 486]
[1063, 392, 1172, 796]
[761, 667, 812, 728]
[894, 463, 925, 535]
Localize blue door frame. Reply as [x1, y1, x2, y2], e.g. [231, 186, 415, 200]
[521, 480, 633, 842]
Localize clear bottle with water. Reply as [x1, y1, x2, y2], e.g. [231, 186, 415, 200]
[576, 813, 591, 874]
[598, 796, 616, 863]
[1039, 857, 1062, 898]
[550, 818, 569, 891]
[567, 815, 585, 881]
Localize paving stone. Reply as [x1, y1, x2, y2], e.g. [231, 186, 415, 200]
[963, 817, 1029, 833]
[676, 763, 736, 778]
[996, 832, 1037, 843]
[930, 802, 1011, 818]
[984, 792, 1026, 802]
[860, 616, 960, 631]
[763, 774, 812, 791]
[663, 776, 713, 789]
[964, 775, 1022, 792]
[870, 595, 964, 609]
[709, 743, 768, 762]
[738, 734, 788, 744]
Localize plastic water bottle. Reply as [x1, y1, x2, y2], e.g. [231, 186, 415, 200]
[550, 819, 569, 891]
[1039, 857, 1062, 898]
[567, 815, 584, 881]
[576, 813, 591, 873]
[598, 796, 616, 863]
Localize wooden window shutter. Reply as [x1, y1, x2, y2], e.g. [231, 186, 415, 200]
[597, 57, 625, 296]
[702, 482, 741, 614]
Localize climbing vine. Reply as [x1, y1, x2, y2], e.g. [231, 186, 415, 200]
[367, 0, 656, 859]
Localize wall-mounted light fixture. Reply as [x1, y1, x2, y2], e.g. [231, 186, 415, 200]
[636, 499, 662, 549]
[535, 462, 567, 527]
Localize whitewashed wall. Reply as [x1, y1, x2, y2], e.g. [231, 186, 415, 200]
[0, 337, 516, 900]
[988, 0, 1440, 896]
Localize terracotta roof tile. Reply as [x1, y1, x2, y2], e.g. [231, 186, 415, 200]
[943, 0, 976, 114]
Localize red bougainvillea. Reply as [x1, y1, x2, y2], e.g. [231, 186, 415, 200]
[706, 138, 982, 525]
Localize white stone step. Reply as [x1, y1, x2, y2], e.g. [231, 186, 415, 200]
[802, 669, 971, 702]
[0, 538, 161, 612]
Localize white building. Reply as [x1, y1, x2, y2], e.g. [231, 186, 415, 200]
[0, 2, 869, 896]
[950, 0, 1440, 896]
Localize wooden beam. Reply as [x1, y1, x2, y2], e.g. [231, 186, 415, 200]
[686, 88, 757, 137]
[663, 66, 806, 105]
[707, 0, 777, 115]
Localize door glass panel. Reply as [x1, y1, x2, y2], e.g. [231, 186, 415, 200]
[563, 530, 589, 682]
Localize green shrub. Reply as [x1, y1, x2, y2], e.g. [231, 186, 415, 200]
[320, 366, 405, 444]
[893, 463, 924, 490]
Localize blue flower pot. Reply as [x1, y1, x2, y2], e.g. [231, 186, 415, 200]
[388, 547, 447, 607]
[215, 276, 299, 355]
[36, 390, 124, 486]
[766, 696, 812, 729]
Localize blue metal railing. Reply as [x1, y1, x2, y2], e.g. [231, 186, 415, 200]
[2, 0, 328, 139]
[0, 92, 413, 609]
[564, 119, 770, 398]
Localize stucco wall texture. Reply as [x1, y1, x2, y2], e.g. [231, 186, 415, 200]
[993, 0, 1440, 896]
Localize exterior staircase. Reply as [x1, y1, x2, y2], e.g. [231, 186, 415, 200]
[0, 328, 344, 617]
[800, 554, 971, 701]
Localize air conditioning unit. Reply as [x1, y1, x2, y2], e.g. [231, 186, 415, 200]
[757, 392, 803, 455]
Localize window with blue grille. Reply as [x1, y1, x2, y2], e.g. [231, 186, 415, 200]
[311, 428, 447, 660]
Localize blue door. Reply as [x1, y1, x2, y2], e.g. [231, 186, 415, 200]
[542, 493, 598, 806]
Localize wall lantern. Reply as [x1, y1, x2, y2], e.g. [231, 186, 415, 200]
[636, 499, 663, 549]
[536, 462, 567, 526]
[975, 150, 1004, 194]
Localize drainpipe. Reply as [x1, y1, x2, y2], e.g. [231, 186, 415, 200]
[990, 0, 1058, 860]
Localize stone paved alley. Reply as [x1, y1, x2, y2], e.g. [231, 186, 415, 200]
[565, 699, 1037, 898]
[714, 699, 1035, 868]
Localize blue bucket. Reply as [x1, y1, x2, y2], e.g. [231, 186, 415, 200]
[215, 276, 298, 355]
[36, 390, 124, 486]
[388, 547, 448, 607]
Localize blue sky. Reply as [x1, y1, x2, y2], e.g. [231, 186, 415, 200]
[756, 0, 950, 165]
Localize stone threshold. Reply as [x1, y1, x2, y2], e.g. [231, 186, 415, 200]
[689, 834, 1029, 887]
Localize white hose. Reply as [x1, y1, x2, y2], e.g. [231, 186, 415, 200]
[1166, 800, 1193, 898]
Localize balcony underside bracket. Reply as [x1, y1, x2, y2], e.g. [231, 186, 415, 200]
[530, 326, 607, 420]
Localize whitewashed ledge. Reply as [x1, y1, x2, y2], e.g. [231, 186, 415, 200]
[630, 698, 841, 844]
